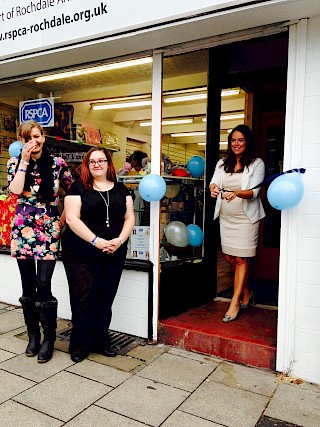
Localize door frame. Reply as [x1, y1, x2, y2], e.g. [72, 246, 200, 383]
[276, 19, 308, 374]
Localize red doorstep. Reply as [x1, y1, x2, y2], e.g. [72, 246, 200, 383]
[158, 300, 277, 370]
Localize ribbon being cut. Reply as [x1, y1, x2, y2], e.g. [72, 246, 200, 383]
[218, 168, 306, 211]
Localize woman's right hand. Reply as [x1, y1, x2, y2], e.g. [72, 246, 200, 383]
[210, 185, 220, 198]
[94, 237, 109, 252]
[21, 141, 37, 163]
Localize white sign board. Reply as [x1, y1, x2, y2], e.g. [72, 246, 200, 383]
[131, 226, 150, 260]
[0, 0, 249, 60]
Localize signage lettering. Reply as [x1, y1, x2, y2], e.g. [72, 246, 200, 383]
[19, 98, 54, 127]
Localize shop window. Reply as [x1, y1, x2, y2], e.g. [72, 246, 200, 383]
[0, 57, 153, 251]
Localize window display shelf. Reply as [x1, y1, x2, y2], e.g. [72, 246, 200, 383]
[119, 174, 204, 263]
[46, 135, 119, 151]
[117, 174, 202, 183]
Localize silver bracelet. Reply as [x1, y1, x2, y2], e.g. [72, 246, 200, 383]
[118, 237, 124, 245]
[20, 159, 29, 165]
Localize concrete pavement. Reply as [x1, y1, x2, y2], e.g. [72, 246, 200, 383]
[0, 302, 319, 427]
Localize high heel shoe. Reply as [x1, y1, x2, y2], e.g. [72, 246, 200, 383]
[222, 307, 240, 323]
[240, 292, 255, 309]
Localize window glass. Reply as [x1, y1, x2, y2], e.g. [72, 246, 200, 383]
[160, 50, 209, 261]
[0, 57, 153, 191]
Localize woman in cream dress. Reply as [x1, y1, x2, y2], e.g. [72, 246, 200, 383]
[210, 125, 265, 322]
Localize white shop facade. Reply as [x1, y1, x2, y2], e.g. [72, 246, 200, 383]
[0, 0, 320, 384]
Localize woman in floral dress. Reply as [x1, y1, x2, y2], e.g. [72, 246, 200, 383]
[7, 120, 72, 363]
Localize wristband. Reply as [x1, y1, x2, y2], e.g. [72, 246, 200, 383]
[17, 168, 27, 173]
[91, 235, 99, 246]
[20, 159, 29, 165]
[118, 237, 124, 245]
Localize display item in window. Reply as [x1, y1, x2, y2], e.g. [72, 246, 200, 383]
[209, 125, 265, 323]
[127, 150, 149, 175]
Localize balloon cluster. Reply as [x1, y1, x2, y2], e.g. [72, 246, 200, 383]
[267, 172, 304, 210]
[138, 155, 205, 203]
[164, 221, 204, 247]
[8, 141, 24, 157]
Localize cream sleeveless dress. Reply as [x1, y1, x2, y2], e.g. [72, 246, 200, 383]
[220, 173, 259, 257]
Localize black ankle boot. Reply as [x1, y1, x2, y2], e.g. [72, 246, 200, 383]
[70, 352, 87, 363]
[101, 345, 117, 357]
[35, 298, 57, 363]
[19, 296, 41, 357]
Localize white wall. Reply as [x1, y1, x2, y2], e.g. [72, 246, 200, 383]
[0, 254, 149, 339]
[291, 16, 320, 384]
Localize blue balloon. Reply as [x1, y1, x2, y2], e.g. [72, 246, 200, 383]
[267, 172, 304, 210]
[9, 141, 24, 158]
[138, 174, 166, 202]
[187, 155, 205, 178]
[187, 224, 204, 246]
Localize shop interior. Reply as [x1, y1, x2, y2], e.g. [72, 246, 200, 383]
[0, 32, 288, 367]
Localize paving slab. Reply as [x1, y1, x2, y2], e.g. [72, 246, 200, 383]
[0, 350, 74, 382]
[13, 371, 111, 422]
[88, 353, 143, 371]
[138, 352, 216, 392]
[180, 378, 269, 427]
[67, 358, 132, 387]
[162, 410, 223, 426]
[0, 400, 63, 427]
[64, 405, 147, 426]
[168, 347, 223, 365]
[127, 343, 169, 362]
[0, 348, 16, 362]
[210, 361, 278, 396]
[0, 310, 25, 333]
[0, 369, 35, 404]
[0, 327, 29, 354]
[264, 382, 320, 427]
[96, 375, 189, 427]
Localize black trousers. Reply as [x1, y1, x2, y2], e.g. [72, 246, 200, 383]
[17, 259, 56, 302]
[62, 250, 126, 356]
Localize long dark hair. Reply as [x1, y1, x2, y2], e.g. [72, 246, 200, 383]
[80, 147, 116, 190]
[16, 121, 55, 203]
[222, 124, 256, 173]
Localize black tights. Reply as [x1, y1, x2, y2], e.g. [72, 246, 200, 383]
[17, 259, 56, 301]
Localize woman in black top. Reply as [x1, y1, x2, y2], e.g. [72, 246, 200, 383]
[62, 147, 135, 363]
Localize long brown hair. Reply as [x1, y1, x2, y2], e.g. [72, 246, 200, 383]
[80, 147, 117, 189]
[223, 124, 256, 173]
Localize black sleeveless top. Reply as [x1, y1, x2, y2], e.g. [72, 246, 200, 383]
[62, 180, 130, 258]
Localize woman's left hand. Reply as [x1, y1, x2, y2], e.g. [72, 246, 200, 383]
[223, 191, 238, 202]
[102, 238, 122, 254]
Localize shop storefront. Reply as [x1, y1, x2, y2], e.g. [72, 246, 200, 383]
[1, 0, 320, 384]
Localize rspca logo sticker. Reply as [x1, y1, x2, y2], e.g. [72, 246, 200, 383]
[19, 98, 54, 127]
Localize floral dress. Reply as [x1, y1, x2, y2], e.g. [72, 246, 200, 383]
[7, 157, 73, 260]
